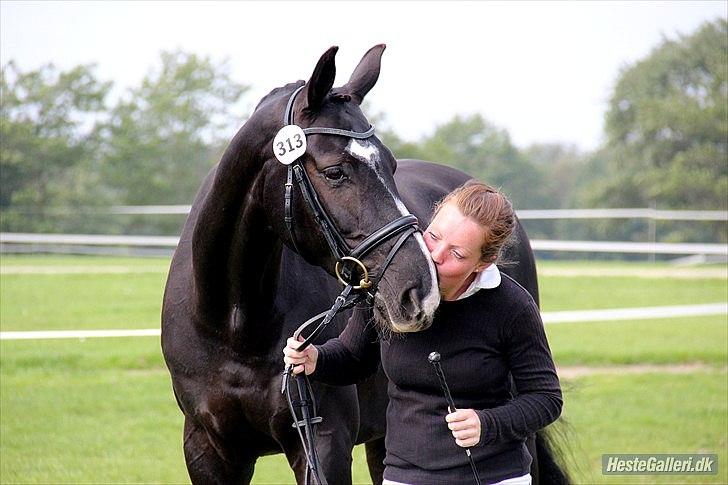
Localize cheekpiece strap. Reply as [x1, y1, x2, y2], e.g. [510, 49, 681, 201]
[284, 85, 305, 125]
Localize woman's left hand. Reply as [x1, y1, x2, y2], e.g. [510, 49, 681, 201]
[445, 409, 481, 447]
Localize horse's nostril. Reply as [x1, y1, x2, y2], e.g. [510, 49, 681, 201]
[400, 286, 423, 318]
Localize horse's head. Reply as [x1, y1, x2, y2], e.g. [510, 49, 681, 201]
[254, 45, 439, 333]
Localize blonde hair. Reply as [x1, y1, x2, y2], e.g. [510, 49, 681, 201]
[433, 180, 516, 262]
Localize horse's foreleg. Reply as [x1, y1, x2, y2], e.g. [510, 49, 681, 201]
[278, 385, 358, 485]
[281, 445, 309, 485]
[527, 434, 539, 485]
[183, 417, 255, 485]
[365, 438, 386, 485]
[279, 417, 357, 485]
[316, 384, 360, 485]
[312, 427, 355, 485]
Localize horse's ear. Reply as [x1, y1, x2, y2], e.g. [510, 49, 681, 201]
[340, 44, 386, 105]
[305, 46, 338, 112]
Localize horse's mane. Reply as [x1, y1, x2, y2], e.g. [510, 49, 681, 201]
[254, 81, 305, 112]
[254, 81, 352, 117]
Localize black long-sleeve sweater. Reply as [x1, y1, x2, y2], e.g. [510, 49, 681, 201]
[312, 273, 562, 485]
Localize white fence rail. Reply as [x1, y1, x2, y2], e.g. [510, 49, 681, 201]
[30, 206, 726, 221]
[2, 303, 726, 340]
[517, 208, 727, 221]
[2, 232, 726, 255]
[529, 239, 727, 255]
[0, 233, 178, 247]
[108, 205, 191, 215]
[3, 207, 726, 256]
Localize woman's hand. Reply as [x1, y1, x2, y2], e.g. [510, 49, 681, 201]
[282, 336, 319, 375]
[445, 409, 481, 447]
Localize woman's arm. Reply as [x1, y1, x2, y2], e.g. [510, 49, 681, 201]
[474, 302, 563, 446]
[286, 304, 381, 386]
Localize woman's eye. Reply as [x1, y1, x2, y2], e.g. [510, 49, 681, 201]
[323, 166, 346, 182]
[428, 231, 439, 241]
[452, 251, 464, 260]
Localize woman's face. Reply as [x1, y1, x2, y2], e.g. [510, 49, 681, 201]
[424, 202, 490, 300]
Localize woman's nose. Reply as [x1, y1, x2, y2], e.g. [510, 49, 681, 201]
[429, 243, 445, 264]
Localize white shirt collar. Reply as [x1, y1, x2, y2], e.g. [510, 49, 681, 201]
[455, 264, 501, 300]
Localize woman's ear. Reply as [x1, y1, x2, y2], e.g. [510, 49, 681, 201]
[475, 261, 492, 273]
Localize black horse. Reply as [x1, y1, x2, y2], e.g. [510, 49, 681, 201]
[162, 45, 567, 484]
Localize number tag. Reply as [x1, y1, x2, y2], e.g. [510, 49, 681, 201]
[273, 125, 307, 165]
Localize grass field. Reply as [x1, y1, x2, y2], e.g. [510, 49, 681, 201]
[1, 255, 726, 484]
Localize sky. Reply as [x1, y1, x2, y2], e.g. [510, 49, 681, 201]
[1, 1, 726, 151]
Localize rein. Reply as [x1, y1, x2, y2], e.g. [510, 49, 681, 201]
[279, 84, 419, 484]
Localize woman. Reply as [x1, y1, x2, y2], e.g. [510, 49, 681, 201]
[283, 181, 562, 485]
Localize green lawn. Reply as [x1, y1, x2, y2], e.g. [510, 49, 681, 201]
[0, 255, 171, 268]
[561, 371, 727, 484]
[0, 337, 366, 484]
[0, 255, 726, 484]
[1, 256, 168, 331]
[1, 255, 726, 331]
[548, 316, 727, 366]
[2, 337, 725, 485]
[539, 274, 726, 311]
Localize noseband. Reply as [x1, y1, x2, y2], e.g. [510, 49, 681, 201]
[279, 85, 420, 485]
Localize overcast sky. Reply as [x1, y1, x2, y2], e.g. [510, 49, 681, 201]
[2, 1, 725, 151]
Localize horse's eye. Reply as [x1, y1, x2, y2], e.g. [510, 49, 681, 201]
[323, 166, 346, 182]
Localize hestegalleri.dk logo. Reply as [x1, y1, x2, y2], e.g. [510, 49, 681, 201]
[602, 454, 718, 475]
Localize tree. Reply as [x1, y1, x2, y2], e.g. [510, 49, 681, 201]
[524, 143, 594, 209]
[101, 50, 247, 211]
[583, 18, 727, 244]
[368, 112, 547, 210]
[520, 143, 597, 240]
[0, 61, 111, 232]
[417, 114, 546, 209]
[597, 19, 727, 211]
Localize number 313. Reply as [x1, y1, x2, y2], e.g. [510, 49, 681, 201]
[276, 134, 303, 156]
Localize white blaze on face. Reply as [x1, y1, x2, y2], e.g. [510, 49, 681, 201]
[346, 139, 441, 320]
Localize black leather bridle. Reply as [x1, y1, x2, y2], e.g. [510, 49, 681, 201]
[282, 85, 419, 289]
[279, 85, 420, 485]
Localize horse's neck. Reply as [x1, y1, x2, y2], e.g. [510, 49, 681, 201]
[229, 201, 285, 350]
[191, 126, 280, 323]
[191, 165, 286, 350]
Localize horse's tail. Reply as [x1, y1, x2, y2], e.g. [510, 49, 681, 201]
[535, 422, 571, 485]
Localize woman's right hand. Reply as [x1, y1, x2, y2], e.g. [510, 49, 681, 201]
[283, 336, 319, 375]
